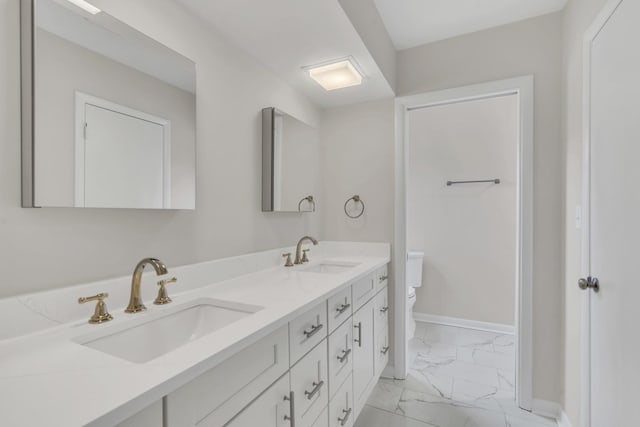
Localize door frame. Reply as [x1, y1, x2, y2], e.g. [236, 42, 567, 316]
[393, 76, 534, 411]
[581, 2, 624, 426]
[74, 91, 172, 208]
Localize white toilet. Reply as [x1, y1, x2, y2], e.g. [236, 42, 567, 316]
[407, 251, 424, 339]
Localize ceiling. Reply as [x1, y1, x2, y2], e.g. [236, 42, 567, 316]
[175, 0, 394, 108]
[373, 0, 568, 50]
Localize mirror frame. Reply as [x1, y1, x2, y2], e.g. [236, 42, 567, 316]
[21, 0, 36, 207]
[261, 107, 275, 212]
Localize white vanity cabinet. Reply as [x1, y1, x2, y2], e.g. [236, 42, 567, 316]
[163, 263, 389, 427]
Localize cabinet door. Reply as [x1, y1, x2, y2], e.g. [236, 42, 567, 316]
[352, 299, 376, 417]
[290, 339, 329, 427]
[225, 374, 291, 427]
[328, 317, 353, 398]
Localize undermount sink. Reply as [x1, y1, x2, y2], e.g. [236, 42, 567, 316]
[75, 298, 262, 363]
[301, 262, 359, 274]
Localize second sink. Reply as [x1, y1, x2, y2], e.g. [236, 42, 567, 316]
[301, 262, 359, 274]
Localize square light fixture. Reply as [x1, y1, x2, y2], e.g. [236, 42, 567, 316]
[65, 0, 101, 15]
[306, 58, 363, 91]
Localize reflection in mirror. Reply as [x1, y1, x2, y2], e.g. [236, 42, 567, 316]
[22, 0, 196, 209]
[262, 108, 320, 213]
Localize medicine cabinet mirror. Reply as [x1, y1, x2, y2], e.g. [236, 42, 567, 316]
[262, 108, 319, 213]
[21, 0, 196, 209]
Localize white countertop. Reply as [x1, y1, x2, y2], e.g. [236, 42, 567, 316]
[0, 241, 390, 427]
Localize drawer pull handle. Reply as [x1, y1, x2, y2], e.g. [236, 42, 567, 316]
[338, 408, 352, 426]
[380, 306, 389, 313]
[379, 275, 388, 282]
[336, 303, 351, 314]
[337, 348, 352, 363]
[303, 323, 323, 338]
[354, 322, 362, 347]
[283, 392, 295, 426]
[304, 380, 324, 400]
[381, 346, 390, 355]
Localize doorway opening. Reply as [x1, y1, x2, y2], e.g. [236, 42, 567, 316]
[392, 77, 534, 414]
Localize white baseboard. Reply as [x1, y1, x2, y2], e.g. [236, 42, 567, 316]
[381, 365, 395, 379]
[532, 399, 561, 419]
[532, 399, 574, 426]
[413, 312, 515, 335]
[557, 410, 574, 427]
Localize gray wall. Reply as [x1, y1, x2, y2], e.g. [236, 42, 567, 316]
[0, 0, 321, 297]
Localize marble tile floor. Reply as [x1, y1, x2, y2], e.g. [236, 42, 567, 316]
[354, 322, 557, 427]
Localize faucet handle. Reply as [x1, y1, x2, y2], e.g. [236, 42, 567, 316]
[283, 253, 294, 267]
[301, 249, 311, 263]
[154, 277, 177, 305]
[78, 293, 113, 324]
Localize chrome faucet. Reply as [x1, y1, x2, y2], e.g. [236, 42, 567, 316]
[125, 258, 169, 313]
[294, 236, 318, 264]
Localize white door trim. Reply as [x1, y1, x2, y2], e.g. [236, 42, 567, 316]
[74, 91, 172, 208]
[394, 75, 534, 411]
[580, 2, 624, 426]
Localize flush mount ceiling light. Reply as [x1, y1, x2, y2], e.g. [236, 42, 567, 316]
[65, 0, 101, 15]
[305, 58, 363, 91]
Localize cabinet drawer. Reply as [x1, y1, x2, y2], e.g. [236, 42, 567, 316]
[165, 326, 289, 427]
[351, 274, 375, 311]
[224, 373, 291, 427]
[375, 326, 390, 379]
[290, 339, 329, 427]
[328, 317, 353, 398]
[373, 286, 389, 333]
[327, 287, 352, 333]
[290, 301, 328, 364]
[374, 264, 389, 293]
[329, 374, 354, 427]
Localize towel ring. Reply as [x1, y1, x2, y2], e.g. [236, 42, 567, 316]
[298, 195, 316, 212]
[344, 195, 365, 219]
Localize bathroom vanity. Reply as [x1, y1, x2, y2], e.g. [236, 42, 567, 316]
[0, 242, 390, 427]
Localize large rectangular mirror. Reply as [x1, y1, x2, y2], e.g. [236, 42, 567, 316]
[262, 108, 320, 213]
[21, 0, 196, 209]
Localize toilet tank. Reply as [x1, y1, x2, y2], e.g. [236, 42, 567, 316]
[407, 251, 424, 288]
